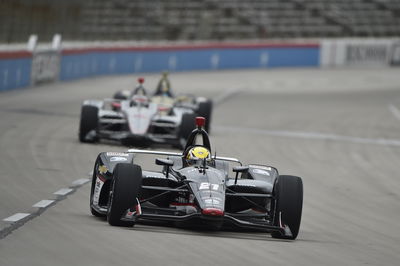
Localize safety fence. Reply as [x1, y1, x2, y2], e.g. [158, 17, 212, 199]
[0, 39, 399, 92]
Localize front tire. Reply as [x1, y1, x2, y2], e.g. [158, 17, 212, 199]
[79, 105, 98, 143]
[107, 163, 142, 227]
[271, 175, 303, 240]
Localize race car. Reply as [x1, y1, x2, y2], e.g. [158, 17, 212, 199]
[79, 77, 207, 148]
[89, 117, 304, 240]
[113, 72, 213, 132]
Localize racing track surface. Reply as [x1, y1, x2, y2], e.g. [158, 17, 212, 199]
[1, 68, 400, 265]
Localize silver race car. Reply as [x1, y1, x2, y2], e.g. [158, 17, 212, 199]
[89, 117, 304, 240]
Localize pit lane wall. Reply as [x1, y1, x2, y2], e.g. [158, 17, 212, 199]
[1, 39, 399, 92]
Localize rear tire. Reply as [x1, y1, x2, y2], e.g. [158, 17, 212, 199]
[197, 100, 212, 133]
[179, 113, 196, 141]
[271, 175, 303, 240]
[107, 163, 142, 227]
[79, 105, 98, 143]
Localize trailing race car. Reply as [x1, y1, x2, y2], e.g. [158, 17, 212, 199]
[113, 72, 213, 132]
[89, 117, 304, 240]
[79, 77, 208, 148]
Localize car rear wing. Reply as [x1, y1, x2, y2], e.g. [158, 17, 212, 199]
[127, 148, 242, 165]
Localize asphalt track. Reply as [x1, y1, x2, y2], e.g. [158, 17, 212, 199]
[1, 67, 400, 265]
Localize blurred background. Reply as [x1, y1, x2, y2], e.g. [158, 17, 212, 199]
[1, 0, 400, 42]
[0, 0, 399, 92]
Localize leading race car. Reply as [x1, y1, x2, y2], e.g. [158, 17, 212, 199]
[89, 117, 303, 240]
[79, 77, 211, 148]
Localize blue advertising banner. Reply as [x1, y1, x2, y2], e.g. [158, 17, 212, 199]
[0, 53, 32, 91]
[59, 44, 320, 81]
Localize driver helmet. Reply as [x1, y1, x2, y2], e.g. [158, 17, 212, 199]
[186, 146, 210, 166]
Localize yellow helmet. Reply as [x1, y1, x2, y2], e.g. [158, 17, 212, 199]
[186, 147, 210, 163]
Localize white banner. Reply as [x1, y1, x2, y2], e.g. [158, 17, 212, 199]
[320, 39, 397, 67]
[31, 50, 60, 85]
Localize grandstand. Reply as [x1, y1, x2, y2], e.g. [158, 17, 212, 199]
[1, 0, 400, 43]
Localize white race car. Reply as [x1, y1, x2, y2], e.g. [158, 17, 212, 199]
[79, 78, 212, 148]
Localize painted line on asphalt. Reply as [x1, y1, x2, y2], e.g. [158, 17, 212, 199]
[32, 200, 55, 208]
[53, 188, 74, 196]
[388, 104, 400, 122]
[3, 213, 31, 223]
[0, 178, 91, 239]
[214, 125, 400, 147]
[72, 178, 90, 186]
[214, 88, 242, 106]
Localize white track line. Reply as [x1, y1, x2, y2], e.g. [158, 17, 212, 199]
[214, 125, 400, 147]
[32, 200, 55, 208]
[388, 104, 400, 122]
[3, 213, 31, 222]
[72, 178, 90, 186]
[53, 188, 73, 196]
[1, 177, 91, 239]
[214, 88, 242, 105]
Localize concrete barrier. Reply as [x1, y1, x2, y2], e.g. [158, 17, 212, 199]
[6, 38, 400, 92]
[59, 43, 320, 81]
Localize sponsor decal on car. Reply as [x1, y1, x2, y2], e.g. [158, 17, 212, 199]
[93, 176, 105, 206]
[98, 165, 108, 174]
[204, 198, 221, 205]
[110, 156, 128, 162]
[199, 182, 219, 190]
[106, 152, 129, 157]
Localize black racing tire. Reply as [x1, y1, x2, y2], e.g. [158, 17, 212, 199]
[90, 161, 106, 217]
[179, 113, 196, 141]
[79, 105, 98, 143]
[91, 207, 103, 217]
[107, 163, 142, 227]
[271, 175, 303, 240]
[197, 100, 213, 133]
